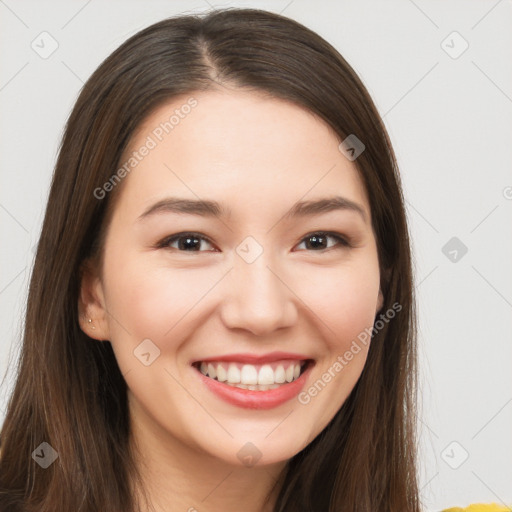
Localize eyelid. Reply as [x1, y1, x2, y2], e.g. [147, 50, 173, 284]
[293, 231, 352, 251]
[156, 231, 218, 251]
[156, 230, 353, 252]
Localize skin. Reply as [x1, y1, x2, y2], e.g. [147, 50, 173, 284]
[79, 88, 383, 512]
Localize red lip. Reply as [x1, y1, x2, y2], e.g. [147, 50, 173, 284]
[191, 351, 311, 365]
[194, 361, 315, 410]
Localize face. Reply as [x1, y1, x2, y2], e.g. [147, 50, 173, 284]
[80, 88, 383, 468]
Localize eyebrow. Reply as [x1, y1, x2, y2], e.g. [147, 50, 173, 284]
[137, 195, 367, 223]
[285, 196, 367, 222]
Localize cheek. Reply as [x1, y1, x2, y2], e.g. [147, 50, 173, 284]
[291, 257, 380, 431]
[104, 248, 380, 346]
[295, 258, 380, 349]
[102, 252, 216, 344]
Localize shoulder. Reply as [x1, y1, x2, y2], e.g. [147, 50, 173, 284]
[442, 504, 512, 512]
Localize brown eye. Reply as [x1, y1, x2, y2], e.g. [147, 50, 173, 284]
[157, 231, 351, 253]
[159, 233, 216, 252]
[296, 232, 350, 251]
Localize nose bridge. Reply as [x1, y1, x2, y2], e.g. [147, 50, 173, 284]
[220, 244, 297, 335]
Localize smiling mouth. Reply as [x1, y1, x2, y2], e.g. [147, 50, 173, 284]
[192, 359, 314, 391]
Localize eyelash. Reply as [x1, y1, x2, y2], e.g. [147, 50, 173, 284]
[156, 231, 352, 253]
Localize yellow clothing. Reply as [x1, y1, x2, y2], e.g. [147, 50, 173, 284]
[442, 504, 511, 511]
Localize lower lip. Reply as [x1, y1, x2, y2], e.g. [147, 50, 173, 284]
[194, 362, 314, 410]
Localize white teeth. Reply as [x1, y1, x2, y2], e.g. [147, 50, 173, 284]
[258, 364, 275, 385]
[227, 363, 241, 384]
[228, 383, 278, 390]
[240, 364, 258, 385]
[197, 361, 306, 386]
[216, 364, 228, 382]
[207, 363, 217, 380]
[274, 364, 286, 383]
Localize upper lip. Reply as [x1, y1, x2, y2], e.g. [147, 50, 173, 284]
[191, 351, 312, 365]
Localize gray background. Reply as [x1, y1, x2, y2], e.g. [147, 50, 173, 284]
[1, 1, 511, 510]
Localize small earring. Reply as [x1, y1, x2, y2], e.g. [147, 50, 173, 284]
[88, 318, 96, 330]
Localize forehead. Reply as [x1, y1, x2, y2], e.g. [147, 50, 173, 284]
[115, 89, 370, 220]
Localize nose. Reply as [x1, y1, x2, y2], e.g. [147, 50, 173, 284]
[220, 253, 298, 336]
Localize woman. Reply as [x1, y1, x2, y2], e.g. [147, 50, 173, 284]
[0, 7, 504, 512]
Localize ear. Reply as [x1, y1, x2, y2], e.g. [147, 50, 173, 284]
[77, 259, 110, 341]
[376, 288, 384, 314]
[376, 266, 391, 314]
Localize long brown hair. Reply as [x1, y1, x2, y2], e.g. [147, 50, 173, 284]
[0, 8, 420, 511]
